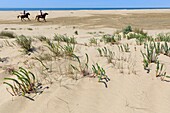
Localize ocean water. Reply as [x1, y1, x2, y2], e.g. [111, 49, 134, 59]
[0, 7, 170, 11]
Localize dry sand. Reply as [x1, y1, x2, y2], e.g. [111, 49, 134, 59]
[0, 10, 170, 113]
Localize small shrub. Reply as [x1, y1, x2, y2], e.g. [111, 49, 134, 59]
[127, 33, 149, 45]
[10, 28, 17, 30]
[27, 28, 33, 30]
[122, 25, 132, 34]
[102, 34, 116, 44]
[156, 33, 170, 42]
[54, 34, 77, 44]
[16, 35, 33, 53]
[0, 31, 16, 38]
[89, 38, 97, 45]
[133, 28, 147, 36]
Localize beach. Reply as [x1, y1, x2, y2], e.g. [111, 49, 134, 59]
[0, 9, 170, 113]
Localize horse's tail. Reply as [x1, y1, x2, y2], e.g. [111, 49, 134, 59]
[17, 15, 20, 18]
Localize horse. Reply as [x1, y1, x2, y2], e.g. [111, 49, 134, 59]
[35, 13, 48, 22]
[17, 13, 31, 21]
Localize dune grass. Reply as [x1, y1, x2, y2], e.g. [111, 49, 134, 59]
[54, 34, 77, 44]
[3, 67, 38, 96]
[0, 31, 16, 38]
[16, 35, 34, 53]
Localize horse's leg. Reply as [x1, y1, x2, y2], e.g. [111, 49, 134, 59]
[44, 18, 46, 22]
[28, 17, 31, 21]
[38, 17, 40, 22]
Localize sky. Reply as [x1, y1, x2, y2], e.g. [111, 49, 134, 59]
[1, 0, 170, 8]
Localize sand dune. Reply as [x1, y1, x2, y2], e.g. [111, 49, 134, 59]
[0, 10, 170, 113]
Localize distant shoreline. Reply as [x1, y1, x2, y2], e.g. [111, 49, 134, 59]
[1, 7, 170, 11]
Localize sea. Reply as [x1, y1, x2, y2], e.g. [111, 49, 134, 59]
[0, 8, 170, 11]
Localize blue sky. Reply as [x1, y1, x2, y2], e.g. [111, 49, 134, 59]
[1, 0, 170, 8]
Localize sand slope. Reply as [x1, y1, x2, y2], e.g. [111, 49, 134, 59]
[0, 10, 170, 113]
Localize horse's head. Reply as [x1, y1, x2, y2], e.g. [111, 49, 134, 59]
[44, 13, 48, 16]
[26, 13, 30, 16]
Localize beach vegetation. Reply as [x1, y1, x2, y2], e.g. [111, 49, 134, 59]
[54, 34, 77, 44]
[3, 67, 40, 96]
[0, 31, 16, 38]
[141, 42, 158, 69]
[92, 63, 110, 88]
[118, 44, 130, 52]
[70, 53, 89, 76]
[101, 34, 117, 44]
[16, 35, 34, 53]
[161, 41, 170, 56]
[122, 25, 132, 34]
[89, 37, 98, 45]
[155, 33, 170, 42]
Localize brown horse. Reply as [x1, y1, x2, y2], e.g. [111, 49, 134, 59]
[17, 13, 30, 21]
[35, 13, 48, 22]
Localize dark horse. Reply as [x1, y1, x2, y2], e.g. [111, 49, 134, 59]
[35, 13, 48, 22]
[17, 13, 30, 21]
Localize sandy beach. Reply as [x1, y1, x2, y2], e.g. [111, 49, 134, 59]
[0, 9, 170, 113]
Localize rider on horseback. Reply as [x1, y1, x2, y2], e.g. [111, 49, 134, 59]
[23, 10, 26, 15]
[40, 10, 43, 16]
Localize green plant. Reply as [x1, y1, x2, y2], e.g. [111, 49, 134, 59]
[16, 35, 33, 53]
[62, 43, 75, 57]
[34, 57, 49, 71]
[156, 33, 170, 42]
[89, 38, 97, 45]
[141, 42, 158, 69]
[122, 25, 132, 34]
[97, 48, 102, 56]
[136, 34, 147, 45]
[46, 41, 62, 57]
[71, 53, 89, 76]
[107, 49, 115, 63]
[161, 41, 170, 56]
[54, 34, 77, 44]
[27, 28, 33, 30]
[35, 36, 48, 42]
[101, 34, 116, 44]
[3, 67, 39, 96]
[133, 28, 147, 36]
[10, 28, 17, 30]
[127, 32, 151, 45]
[156, 61, 166, 77]
[92, 63, 110, 88]
[102, 47, 108, 57]
[0, 31, 16, 38]
[118, 44, 130, 52]
[97, 47, 114, 63]
[154, 42, 161, 54]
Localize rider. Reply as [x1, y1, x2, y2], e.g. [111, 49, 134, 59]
[23, 10, 26, 15]
[40, 10, 43, 16]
